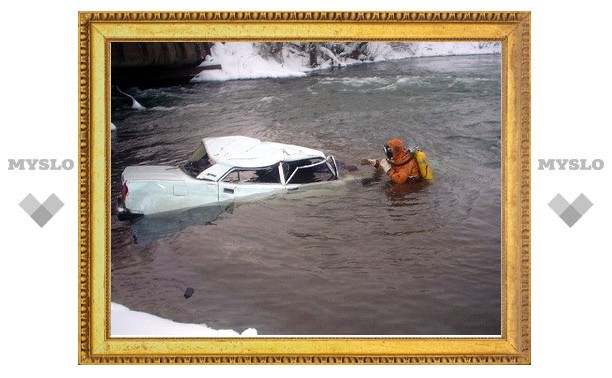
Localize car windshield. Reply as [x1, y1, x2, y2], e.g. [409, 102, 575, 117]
[283, 158, 336, 184]
[181, 143, 212, 178]
[182, 154, 212, 178]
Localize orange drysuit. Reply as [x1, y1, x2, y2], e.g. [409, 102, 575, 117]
[377, 138, 422, 184]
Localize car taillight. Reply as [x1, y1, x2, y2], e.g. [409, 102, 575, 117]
[121, 183, 128, 199]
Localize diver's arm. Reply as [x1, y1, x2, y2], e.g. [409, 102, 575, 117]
[361, 158, 378, 166]
[378, 159, 391, 172]
[361, 158, 388, 170]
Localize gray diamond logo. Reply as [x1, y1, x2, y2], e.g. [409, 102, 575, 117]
[19, 193, 64, 227]
[548, 193, 592, 227]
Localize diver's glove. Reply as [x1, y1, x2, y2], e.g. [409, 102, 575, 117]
[378, 158, 391, 173]
[361, 158, 378, 166]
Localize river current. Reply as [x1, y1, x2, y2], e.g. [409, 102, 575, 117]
[110, 54, 502, 336]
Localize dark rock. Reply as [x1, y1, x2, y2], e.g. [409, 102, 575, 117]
[184, 287, 194, 299]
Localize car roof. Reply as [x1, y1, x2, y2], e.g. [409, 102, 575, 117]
[202, 136, 326, 168]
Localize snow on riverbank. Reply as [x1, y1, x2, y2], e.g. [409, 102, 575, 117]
[194, 42, 309, 81]
[111, 302, 257, 337]
[192, 42, 500, 82]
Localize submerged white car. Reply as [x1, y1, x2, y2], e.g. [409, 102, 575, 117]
[117, 136, 340, 220]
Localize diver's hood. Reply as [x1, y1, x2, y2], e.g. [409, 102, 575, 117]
[384, 138, 411, 165]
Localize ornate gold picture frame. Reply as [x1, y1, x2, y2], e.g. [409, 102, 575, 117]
[78, 11, 530, 364]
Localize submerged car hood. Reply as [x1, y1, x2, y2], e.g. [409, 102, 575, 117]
[122, 165, 187, 182]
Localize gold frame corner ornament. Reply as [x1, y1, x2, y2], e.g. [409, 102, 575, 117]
[78, 11, 530, 365]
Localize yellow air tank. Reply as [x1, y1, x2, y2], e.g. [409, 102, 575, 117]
[414, 150, 434, 180]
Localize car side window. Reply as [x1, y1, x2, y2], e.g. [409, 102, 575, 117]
[284, 159, 335, 184]
[222, 167, 280, 184]
[223, 170, 257, 183]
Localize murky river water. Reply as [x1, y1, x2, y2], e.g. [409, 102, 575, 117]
[110, 54, 501, 336]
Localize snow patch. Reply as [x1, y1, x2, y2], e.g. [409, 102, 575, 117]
[111, 302, 257, 337]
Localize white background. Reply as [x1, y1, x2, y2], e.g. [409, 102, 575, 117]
[1, 0, 610, 376]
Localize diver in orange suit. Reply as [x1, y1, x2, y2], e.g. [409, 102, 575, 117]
[361, 138, 422, 183]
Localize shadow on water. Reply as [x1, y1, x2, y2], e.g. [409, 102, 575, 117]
[383, 180, 428, 204]
[359, 168, 387, 187]
[360, 169, 428, 205]
[128, 203, 232, 246]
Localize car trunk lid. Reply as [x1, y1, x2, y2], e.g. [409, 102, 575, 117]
[121, 165, 188, 182]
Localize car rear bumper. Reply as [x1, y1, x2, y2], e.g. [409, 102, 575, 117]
[116, 197, 143, 221]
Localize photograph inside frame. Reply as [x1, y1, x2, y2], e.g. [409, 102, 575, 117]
[109, 41, 502, 337]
